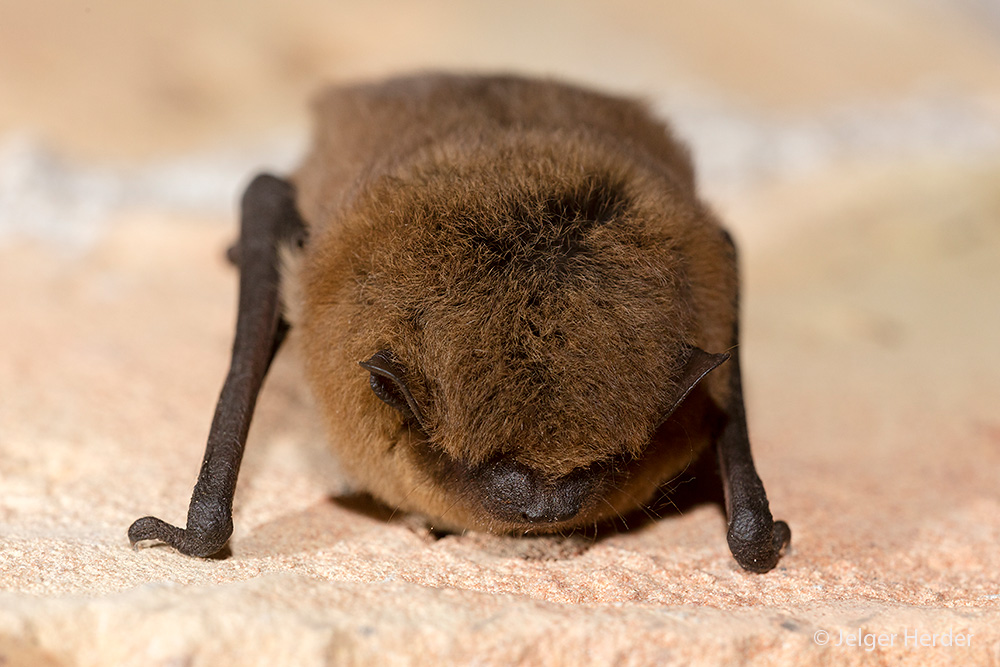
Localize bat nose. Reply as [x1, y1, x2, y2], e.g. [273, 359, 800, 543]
[478, 457, 592, 524]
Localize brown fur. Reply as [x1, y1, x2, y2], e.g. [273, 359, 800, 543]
[289, 73, 738, 533]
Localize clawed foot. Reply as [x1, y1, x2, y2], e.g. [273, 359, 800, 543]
[128, 505, 233, 558]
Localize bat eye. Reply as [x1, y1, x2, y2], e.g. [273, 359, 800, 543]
[359, 350, 428, 428]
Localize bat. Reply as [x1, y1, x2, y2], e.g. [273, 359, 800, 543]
[128, 73, 790, 573]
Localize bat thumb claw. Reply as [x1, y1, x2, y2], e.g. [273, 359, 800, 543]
[727, 509, 791, 573]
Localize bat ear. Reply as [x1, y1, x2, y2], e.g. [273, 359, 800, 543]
[658, 346, 730, 426]
[359, 350, 428, 428]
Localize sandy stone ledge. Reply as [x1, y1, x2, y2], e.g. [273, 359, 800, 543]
[1, 159, 998, 665]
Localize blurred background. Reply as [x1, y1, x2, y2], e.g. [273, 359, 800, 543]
[2, 0, 1000, 246]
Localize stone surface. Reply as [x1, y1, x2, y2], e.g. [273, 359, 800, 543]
[1, 1, 999, 665]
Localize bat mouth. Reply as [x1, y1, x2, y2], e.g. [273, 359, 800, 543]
[410, 440, 612, 530]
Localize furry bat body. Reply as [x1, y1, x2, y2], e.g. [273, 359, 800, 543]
[129, 74, 790, 572]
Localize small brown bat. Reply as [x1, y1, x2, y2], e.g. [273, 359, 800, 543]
[129, 73, 790, 572]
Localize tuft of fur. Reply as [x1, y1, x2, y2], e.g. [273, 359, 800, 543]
[291, 74, 737, 532]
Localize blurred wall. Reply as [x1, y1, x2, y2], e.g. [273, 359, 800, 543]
[2, 0, 1000, 160]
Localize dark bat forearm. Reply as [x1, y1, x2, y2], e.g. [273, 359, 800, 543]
[128, 174, 305, 557]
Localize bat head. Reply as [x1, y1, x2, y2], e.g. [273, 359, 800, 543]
[298, 131, 736, 533]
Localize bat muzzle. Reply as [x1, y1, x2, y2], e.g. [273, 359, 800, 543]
[476, 457, 598, 525]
